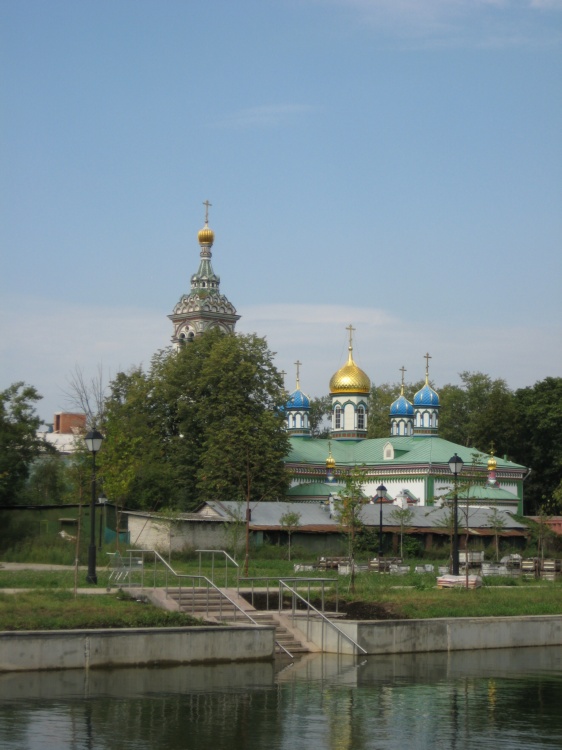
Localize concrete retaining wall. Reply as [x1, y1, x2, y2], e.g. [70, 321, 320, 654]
[301, 615, 562, 655]
[0, 626, 276, 673]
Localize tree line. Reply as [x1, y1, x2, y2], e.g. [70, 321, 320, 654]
[1, 336, 561, 514]
[311, 372, 562, 513]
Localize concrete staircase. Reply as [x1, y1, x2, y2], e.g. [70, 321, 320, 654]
[164, 586, 311, 655]
[166, 587, 242, 621]
[248, 611, 311, 655]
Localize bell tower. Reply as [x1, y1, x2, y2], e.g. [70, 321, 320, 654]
[169, 201, 240, 346]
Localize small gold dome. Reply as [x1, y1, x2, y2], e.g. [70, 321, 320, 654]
[326, 453, 336, 470]
[329, 351, 370, 394]
[198, 225, 215, 246]
[488, 455, 497, 471]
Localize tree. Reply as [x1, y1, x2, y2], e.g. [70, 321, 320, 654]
[389, 505, 414, 559]
[367, 380, 425, 438]
[511, 377, 562, 513]
[334, 466, 368, 592]
[63, 364, 108, 429]
[309, 396, 331, 437]
[439, 372, 518, 457]
[223, 501, 246, 560]
[99, 331, 290, 519]
[487, 506, 506, 562]
[24, 454, 69, 504]
[99, 366, 173, 510]
[0, 383, 48, 504]
[367, 383, 398, 438]
[279, 510, 301, 560]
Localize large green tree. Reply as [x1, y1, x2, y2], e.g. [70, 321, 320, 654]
[99, 330, 290, 511]
[439, 371, 518, 458]
[0, 383, 48, 504]
[511, 377, 562, 513]
[308, 396, 331, 437]
[367, 380, 425, 438]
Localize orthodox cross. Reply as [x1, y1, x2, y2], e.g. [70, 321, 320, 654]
[280, 369, 287, 386]
[399, 365, 406, 393]
[424, 352, 432, 379]
[346, 324, 356, 352]
[294, 360, 302, 388]
[203, 199, 212, 224]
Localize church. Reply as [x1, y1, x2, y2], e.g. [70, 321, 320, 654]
[170, 207, 527, 515]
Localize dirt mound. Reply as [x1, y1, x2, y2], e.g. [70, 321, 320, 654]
[334, 600, 406, 620]
[241, 592, 405, 620]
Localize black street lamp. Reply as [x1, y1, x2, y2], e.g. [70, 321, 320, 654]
[84, 430, 104, 584]
[98, 492, 108, 550]
[448, 453, 464, 576]
[376, 484, 387, 563]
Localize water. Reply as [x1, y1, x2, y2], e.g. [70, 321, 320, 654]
[1, 647, 562, 750]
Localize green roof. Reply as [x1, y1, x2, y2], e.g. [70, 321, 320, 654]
[287, 482, 344, 497]
[287, 436, 526, 471]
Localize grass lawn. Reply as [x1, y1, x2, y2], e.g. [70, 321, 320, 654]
[0, 589, 203, 631]
[2, 557, 562, 626]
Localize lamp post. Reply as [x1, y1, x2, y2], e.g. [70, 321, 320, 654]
[448, 453, 464, 576]
[84, 430, 104, 584]
[98, 492, 108, 550]
[376, 484, 387, 565]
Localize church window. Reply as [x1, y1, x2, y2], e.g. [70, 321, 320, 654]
[357, 406, 365, 430]
[335, 406, 341, 429]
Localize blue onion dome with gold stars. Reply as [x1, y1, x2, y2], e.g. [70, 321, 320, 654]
[414, 378, 440, 406]
[329, 330, 370, 394]
[414, 354, 440, 406]
[287, 387, 310, 410]
[390, 389, 414, 417]
[286, 361, 310, 410]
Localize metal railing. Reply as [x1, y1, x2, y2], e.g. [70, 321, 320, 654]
[237, 576, 339, 614]
[121, 549, 293, 658]
[196, 549, 239, 588]
[279, 580, 366, 656]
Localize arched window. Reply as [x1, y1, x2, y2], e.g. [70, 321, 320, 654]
[335, 406, 341, 429]
[357, 406, 365, 430]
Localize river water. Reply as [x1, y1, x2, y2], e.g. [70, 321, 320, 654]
[1, 647, 561, 750]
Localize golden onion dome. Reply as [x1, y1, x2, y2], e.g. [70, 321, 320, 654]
[326, 444, 336, 470]
[329, 349, 371, 394]
[198, 224, 215, 246]
[488, 455, 497, 471]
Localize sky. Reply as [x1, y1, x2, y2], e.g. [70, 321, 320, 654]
[1, 0, 561, 424]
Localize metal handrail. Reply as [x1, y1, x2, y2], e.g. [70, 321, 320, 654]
[128, 549, 293, 658]
[238, 576, 339, 615]
[196, 549, 239, 588]
[279, 580, 366, 655]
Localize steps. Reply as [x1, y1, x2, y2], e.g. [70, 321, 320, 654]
[247, 612, 310, 655]
[166, 586, 311, 655]
[166, 587, 242, 621]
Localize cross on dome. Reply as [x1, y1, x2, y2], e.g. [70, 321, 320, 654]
[424, 352, 432, 381]
[203, 199, 212, 225]
[294, 360, 302, 389]
[399, 365, 406, 394]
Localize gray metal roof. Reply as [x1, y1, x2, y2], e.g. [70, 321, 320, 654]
[204, 500, 526, 531]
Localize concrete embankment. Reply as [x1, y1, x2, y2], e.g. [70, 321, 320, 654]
[0, 625, 276, 673]
[303, 614, 562, 655]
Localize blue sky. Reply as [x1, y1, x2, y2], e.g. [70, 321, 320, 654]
[1, 0, 561, 422]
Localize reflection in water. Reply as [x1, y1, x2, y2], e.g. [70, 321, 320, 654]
[0, 648, 561, 749]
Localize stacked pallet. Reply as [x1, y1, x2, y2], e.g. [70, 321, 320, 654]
[436, 574, 482, 589]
